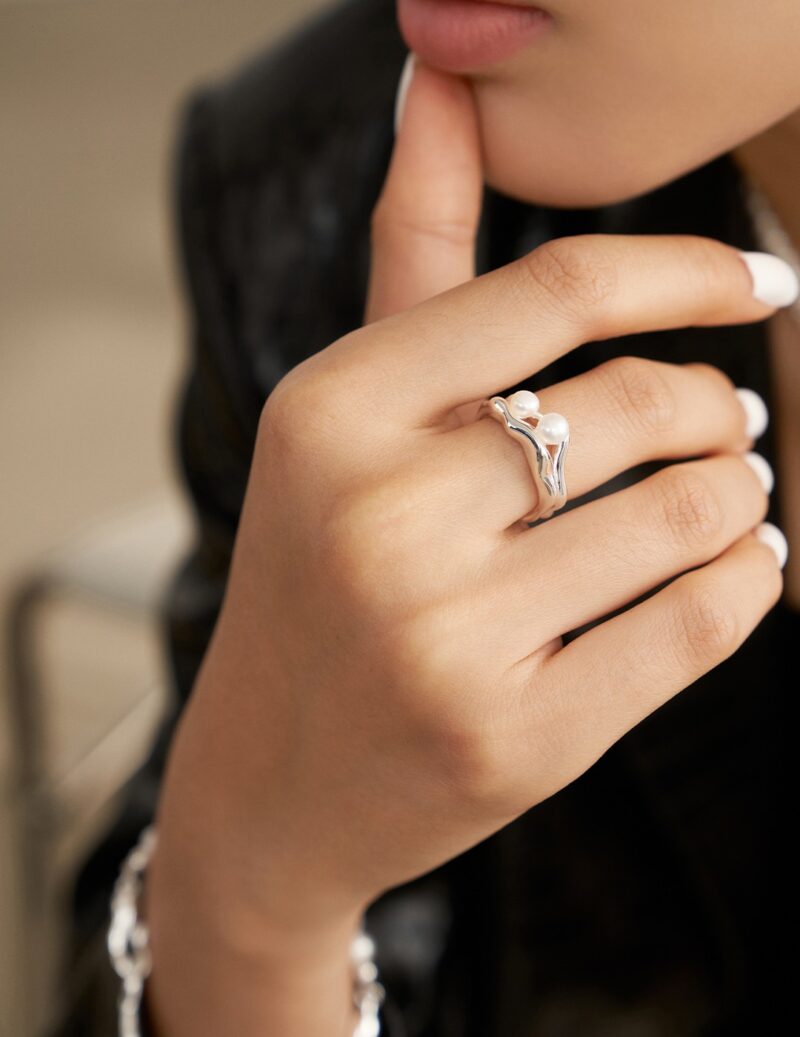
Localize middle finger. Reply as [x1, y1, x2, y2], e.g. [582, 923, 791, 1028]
[423, 355, 761, 531]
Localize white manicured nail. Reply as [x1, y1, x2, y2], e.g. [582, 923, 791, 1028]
[755, 522, 788, 569]
[394, 52, 417, 135]
[743, 452, 774, 495]
[739, 251, 800, 307]
[735, 387, 769, 440]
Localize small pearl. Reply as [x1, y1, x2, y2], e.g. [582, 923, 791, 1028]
[507, 389, 540, 420]
[350, 933, 376, 962]
[537, 412, 569, 445]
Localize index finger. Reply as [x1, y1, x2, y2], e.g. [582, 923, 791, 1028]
[333, 234, 798, 426]
[364, 56, 483, 325]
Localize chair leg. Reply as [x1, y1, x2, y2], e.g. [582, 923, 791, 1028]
[6, 576, 61, 1037]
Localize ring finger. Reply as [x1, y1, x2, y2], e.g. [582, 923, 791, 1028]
[494, 450, 770, 653]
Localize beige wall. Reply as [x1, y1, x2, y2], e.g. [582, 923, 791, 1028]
[0, 2, 329, 1034]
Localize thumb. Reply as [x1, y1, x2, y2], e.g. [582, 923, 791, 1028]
[364, 53, 484, 325]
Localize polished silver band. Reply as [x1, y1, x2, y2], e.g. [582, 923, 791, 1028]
[479, 389, 570, 523]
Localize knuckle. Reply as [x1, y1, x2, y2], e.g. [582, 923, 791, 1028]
[596, 356, 677, 439]
[388, 618, 517, 812]
[370, 202, 476, 250]
[434, 714, 494, 787]
[426, 706, 513, 811]
[653, 466, 724, 549]
[322, 489, 403, 612]
[260, 375, 303, 435]
[683, 360, 744, 436]
[261, 366, 327, 437]
[259, 358, 356, 459]
[258, 377, 312, 465]
[675, 236, 736, 305]
[520, 236, 618, 323]
[683, 360, 736, 396]
[673, 580, 740, 668]
[390, 607, 461, 697]
[321, 479, 431, 623]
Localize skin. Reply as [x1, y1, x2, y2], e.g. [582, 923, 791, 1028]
[473, 0, 800, 208]
[146, 5, 800, 1036]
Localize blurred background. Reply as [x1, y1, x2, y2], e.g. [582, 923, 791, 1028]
[0, 2, 326, 1034]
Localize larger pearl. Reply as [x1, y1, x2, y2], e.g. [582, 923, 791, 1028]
[507, 389, 540, 420]
[537, 412, 569, 445]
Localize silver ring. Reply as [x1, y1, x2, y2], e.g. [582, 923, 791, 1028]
[479, 389, 570, 523]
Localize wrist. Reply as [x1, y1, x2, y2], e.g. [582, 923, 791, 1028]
[147, 727, 369, 953]
[145, 817, 367, 1037]
[141, 710, 377, 1037]
[152, 648, 374, 937]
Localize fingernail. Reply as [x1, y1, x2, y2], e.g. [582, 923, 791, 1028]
[755, 521, 789, 569]
[743, 451, 774, 495]
[394, 52, 417, 136]
[738, 251, 800, 307]
[735, 387, 769, 439]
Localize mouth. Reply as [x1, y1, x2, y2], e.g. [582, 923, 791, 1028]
[396, 0, 553, 73]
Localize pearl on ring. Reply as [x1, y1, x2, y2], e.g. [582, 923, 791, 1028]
[480, 390, 570, 522]
[507, 389, 541, 420]
[537, 412, 570, 445]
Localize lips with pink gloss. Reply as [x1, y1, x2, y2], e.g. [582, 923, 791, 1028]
[397, 0, 552, 72]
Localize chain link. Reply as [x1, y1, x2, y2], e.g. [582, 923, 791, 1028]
[108, 826, 157, 1037]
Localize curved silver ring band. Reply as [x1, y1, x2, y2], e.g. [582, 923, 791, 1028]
[479, 391, 570, 523]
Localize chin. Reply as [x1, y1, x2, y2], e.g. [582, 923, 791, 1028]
[473, 89, 736, 211]
[482, 160, 648, 210]
[480, 140, 732, 210]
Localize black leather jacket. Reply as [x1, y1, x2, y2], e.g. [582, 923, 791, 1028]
[57, 2, 794, 1034]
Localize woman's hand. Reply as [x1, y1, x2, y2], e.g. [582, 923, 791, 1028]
[147, 59, 791, 1037]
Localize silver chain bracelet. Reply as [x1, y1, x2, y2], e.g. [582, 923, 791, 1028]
[108, 826, 385, 1037]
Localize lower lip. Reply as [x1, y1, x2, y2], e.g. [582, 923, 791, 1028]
[397, 0, 552, 72]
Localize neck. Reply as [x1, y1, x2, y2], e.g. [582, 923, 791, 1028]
[732, 109, 800, 250]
